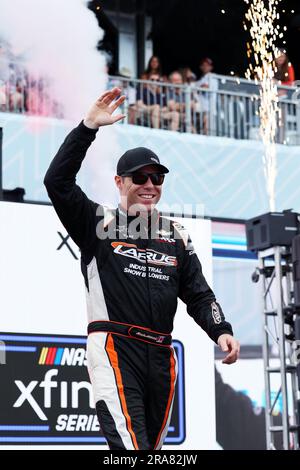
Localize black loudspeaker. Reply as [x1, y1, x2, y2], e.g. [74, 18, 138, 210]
[295, 317, 300, 393]
[292, 236, 300, 392]
[246, 210, 300, 252]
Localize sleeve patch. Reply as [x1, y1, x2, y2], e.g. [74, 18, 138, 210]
[211, 302, 222, 324]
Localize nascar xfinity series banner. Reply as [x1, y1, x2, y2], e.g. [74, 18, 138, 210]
[0, 333, 185, 445]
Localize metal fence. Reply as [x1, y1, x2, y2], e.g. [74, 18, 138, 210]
[1, 55, 300, 144]
[109, 74, 300, 145]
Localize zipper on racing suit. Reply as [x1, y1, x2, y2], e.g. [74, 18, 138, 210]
[143, 223, 154, 387]
[142, 223, 154, 329]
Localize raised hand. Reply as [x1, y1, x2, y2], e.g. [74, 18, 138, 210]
[83, 87, 126, 129]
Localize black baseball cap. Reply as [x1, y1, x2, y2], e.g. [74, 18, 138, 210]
[200, 57, 213, 66]
[117, 147, 169, 175]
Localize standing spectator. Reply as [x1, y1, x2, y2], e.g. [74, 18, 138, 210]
[141, 55, 162, 80]
[198, 57, 214, 82]
[274, 49, 295, 86]
[194, 58, 217, 134]
[274, 50, 295, 141]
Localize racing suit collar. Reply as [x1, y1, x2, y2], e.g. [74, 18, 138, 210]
[117, 205, 160, 241]
[117, 204, 160, 226]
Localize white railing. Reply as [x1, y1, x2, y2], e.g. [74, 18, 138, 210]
[1, 56, 299, 144]
[109, 74, 300, 145]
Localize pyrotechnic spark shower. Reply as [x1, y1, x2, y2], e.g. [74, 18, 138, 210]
[244, 0, 283, 212]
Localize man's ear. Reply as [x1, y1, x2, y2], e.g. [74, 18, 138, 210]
[115, 175, 122, 189]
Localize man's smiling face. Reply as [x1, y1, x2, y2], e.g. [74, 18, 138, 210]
[115, 165, 163, 214]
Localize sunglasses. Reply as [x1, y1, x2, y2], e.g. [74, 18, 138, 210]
[122, 172, 165, 185]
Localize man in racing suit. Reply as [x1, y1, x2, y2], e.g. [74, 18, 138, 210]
[44, 87, 240, 450]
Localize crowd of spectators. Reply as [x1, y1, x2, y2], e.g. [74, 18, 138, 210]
[0, 40, 63, 117]
[1, 39, 296, 137]
[110, 55, 217, 134]
[110, 50, 296, 135]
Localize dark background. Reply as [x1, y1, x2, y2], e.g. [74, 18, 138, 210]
[89, 0, 300, 79]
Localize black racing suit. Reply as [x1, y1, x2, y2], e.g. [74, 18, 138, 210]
[44, 121, 233, 450]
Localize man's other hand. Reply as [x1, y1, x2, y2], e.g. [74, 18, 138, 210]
[217, 334, 240, 364]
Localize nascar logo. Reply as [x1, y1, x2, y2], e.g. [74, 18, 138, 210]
[111, 242, 177, 267]
[39, 347, 87, 366]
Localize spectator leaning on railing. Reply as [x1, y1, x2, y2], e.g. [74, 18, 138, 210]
[136, 73, 163, 128]
[136, 73, 180, 131]
[167, 71, 185, 111]
[166, 71, 187, 131]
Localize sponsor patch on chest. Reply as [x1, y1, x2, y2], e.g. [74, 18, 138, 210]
[111, 242, 177, 267]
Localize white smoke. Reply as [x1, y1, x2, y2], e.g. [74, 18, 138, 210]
[0, 0, 121, 205]
[0, 0, 106, 119]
